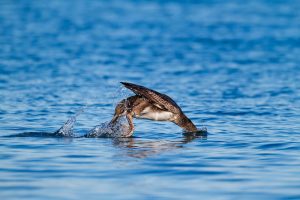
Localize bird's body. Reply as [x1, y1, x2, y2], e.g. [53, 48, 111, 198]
[109, 82, 198, 137]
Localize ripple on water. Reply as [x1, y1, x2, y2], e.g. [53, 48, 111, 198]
[1, 0, 300, 199]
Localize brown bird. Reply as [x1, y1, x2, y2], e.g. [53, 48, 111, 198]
[109, 82, 198, 137]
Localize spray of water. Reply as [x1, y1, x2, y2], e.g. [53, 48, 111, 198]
[85, 116, 131, 138]
[54, 106, 86, 137]
[83, 84, 133, 138]
[54, 85, 133, 138]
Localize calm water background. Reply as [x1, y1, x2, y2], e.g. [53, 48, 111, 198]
[1, 0, 300, 199]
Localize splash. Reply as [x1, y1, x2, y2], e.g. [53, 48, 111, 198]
[85, 116, 131, 138]
[82, 85, 133, 138]
[53, 106, 86, 137]
[53, 97, 133, 138]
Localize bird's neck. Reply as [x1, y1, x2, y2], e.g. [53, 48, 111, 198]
[177, 114, 198, 132]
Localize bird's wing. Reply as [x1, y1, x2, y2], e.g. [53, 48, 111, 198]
[120, 82, 182, 114]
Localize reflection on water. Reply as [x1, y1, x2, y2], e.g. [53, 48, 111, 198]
[4, 128, 207, 159]
[112, 133, 207, 158]
[1, 0, 300, 199]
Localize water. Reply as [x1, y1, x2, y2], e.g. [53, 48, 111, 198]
[1, 0, 300, 199]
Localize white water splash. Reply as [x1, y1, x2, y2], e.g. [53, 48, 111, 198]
[54, 106, 86, 137]
[85, 116, 131, 138]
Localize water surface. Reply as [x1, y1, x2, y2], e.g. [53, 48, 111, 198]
[1, 0, 300, 199]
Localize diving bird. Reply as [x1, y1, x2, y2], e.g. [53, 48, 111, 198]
[109, 82, 198, 137]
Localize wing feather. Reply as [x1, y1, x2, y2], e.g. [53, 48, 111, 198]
[120, 82, 182, 114]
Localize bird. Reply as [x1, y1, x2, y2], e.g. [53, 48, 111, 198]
[109, 82, 198, 137]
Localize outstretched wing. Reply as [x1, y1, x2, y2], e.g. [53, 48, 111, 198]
[121, 82, 182, 114]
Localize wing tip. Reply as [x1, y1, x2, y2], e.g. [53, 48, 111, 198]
[120, 82, 141, 95]
[120, 82, 131, 87]
[120, 82, 141, 90]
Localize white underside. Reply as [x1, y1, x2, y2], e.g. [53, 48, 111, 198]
[134, 107, 174, 121]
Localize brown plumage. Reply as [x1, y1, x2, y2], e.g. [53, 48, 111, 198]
[109, 82, 198, 136]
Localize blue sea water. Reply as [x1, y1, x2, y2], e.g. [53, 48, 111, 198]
[1, 0, 300, 199]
